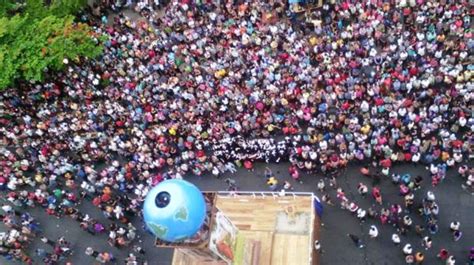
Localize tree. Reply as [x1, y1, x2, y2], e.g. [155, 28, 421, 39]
[0, 0, 102, 90]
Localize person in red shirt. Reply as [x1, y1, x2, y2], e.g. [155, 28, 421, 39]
[243, 160, 253, 171]
[289, 165, 302, 183]
[437, 248, 449, 260]
[372, 187, 382, 205]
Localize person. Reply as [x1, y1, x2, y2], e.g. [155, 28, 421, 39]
[372, 187, 382, 205]
[357, 183, 368, 197]
[125, 253, 138, 265]
[415, 225, 425, 237]
[278, 189, 286, 197]
[321, 194, 333, 206]
[403, 216, 413, 230]
[360, 167, 370, 176]
[391, 174, 401, 185]
[429, 222, 439, 235]
[40, 236, 55, 247]
[267, 177, 279, 191]
[426, 191, 436, 202]
[437, 249, 449, 260]
[404, 254, 415, 264]
[369, 225, 378, 239]
[224, 178, 237, 191]
[243, 160, 254, 171]
[453, 230, 462, 242]
[347, 234, 364, 248]
[283, 181, 293, 191]
[422, 236, 432, 250]
[317, 179, 325, 192]
[446, 255, 455, 265]
[391, 233, 401, 246]
[367, 207, 377, 219]
[289, 165, 302, 184]
[414, 252, 424, 264]
[404, 193, 415, 213]
[85, 247, 99, 258]
[403, 244, 413, 256]
[264, 167, 273, 179]
[329, 176, 337, 189]
[356, 208, 366, 223]
[314, 240, 322, 254]
[450, 221, 460, 232]
[461, 174, 474, 194]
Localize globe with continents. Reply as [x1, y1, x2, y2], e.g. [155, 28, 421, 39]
[143, 179, 206, 242]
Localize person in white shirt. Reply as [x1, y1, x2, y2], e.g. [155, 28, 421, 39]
[391, 233, 401, 246]
[422, 236, 432, 250]
[403, 243, 413, 255]
[356, 208, 366, 222]
[369, 225, 378, 238]
[317, 179, 325, 192]
[450, 221, 460, 231]
[446, 255, 456, 265]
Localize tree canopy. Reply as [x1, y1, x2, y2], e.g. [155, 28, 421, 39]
[0, 0, 103, 90]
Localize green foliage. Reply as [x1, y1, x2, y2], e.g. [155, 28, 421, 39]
[0, 0, 102, 90]
[0, 1, 20, 17]
[48, 0, 88, 18]
[1, 0, 88, 19]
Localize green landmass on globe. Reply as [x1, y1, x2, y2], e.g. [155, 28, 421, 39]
[148, 222, 168, 238]
[175, 206, 189, 221]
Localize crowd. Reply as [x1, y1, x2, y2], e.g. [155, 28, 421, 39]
[0, 0, 473, 263]
[0, 206, 38, 264]
[341, 185, 462, 262]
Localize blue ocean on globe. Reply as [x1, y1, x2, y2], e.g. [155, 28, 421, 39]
[143, 179, 206, 242]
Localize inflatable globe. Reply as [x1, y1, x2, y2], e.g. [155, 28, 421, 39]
[143, 179, 206, 242]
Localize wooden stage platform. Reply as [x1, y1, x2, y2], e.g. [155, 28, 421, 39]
[171, 192, 320, 265]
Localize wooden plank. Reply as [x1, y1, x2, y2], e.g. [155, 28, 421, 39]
[215, 195, 313, 232]
[172, 249, 227, 265]
[239, 230, 274, 265]
[271, 234, 310, 265]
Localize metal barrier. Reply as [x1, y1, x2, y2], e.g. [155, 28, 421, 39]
[212, 190, 317, 198]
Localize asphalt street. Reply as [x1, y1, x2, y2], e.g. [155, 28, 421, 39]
[2, 161, 473, 265]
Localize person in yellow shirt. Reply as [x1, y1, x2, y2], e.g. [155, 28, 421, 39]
[361, 124, 371, 135]
[169, 127, 176, 136]
[267, 177, 277, 186]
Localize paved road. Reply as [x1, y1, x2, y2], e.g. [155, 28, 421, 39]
[2, 161, 472, 265]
